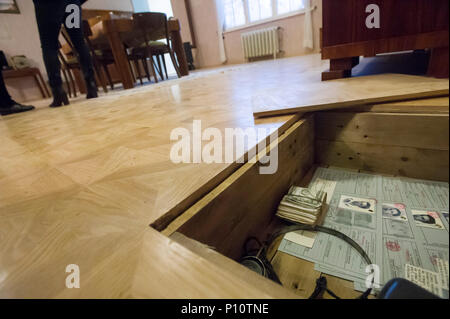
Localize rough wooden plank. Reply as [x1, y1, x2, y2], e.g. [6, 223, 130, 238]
[316, 112, 449, 151]
[163, 116, 315, 260]
[170, 232, 298, 299]
[271, 251, 321, 299]
[271, 251, 371, 299]
[316, 140, 449, 182]
[321, 274, 372, 299]
[131, 230, 295, 299]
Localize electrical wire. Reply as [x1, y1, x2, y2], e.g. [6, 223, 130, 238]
[262, 223, 375, 299]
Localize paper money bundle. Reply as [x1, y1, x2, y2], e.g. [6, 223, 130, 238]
[276, 186, 327, 225]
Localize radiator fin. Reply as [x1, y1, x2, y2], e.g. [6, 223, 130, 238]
[241, 27, 280, 60]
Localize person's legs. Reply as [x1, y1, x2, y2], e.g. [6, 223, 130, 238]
[64, 0, 97, 99]
[33, 0, 69, 107]
[34, 1, 66, 89]
[0, 71, 35, 116]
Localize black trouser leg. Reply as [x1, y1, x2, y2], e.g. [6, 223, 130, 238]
[34, 0, 95, 89]
[0, 70, 14, 108]
[64, 1, 95, 83]
[34, 0, 66, 90]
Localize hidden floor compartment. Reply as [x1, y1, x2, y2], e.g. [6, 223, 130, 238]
[153, 106, 449, 299]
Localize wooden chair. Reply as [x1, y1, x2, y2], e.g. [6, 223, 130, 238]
[60, 26, 108, 95]
[126, 48, 155, 85]
[117, 19, 159, 84]
[58, 46, 78, 98]
[131, 12, 182, 82]
[87, 19, 156, 86]
[3, 67, 51, 99]
[82, 20, 115, 90]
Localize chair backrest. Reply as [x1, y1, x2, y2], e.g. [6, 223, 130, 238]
[132, 12, 169, 44]
[82, 20, 93, 38]
[57, 41, 72, 69]
[61, 26, 74, 52]
[59, 28, 78, 67]
[81, 20, 101, 59]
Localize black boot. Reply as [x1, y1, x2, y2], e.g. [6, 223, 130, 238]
[0, 102, 35, 116]
[49, 86, 69, 108]
[85, 78, 98, 99]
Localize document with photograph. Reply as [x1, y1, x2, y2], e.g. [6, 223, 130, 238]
[413, 210, 445, 230]
[339, 195, 376, 214]
[442, 212, 449, 224]
[382, 203, 408, 221]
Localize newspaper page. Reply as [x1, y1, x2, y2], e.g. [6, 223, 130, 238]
[404, 264, 443, 297]
[278, 167, 449, 296]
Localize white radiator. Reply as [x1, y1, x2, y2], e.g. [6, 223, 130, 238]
[241, 27, 280, 60]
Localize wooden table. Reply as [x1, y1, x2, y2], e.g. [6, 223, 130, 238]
[3, 67, 51, 98]
[102, 18, 189, 90]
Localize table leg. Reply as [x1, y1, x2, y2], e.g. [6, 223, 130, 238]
[103, 20, 134, 90]
[73, 69, 86, 94]
[33, 74, 46, 99]
[36, 70, 51, 98]
[169, 22, 189, 76]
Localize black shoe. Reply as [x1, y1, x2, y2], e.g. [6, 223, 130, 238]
[0, 102, 35, 116]
[50, 86, 70, 108]
[85, 78, 98, 99]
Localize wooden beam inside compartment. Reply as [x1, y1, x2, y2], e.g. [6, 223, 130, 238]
[162, 116, 315, 260]
[316, 112, 449, 151]
[314, 110, 449, 181]
[316, 140, 449, 182]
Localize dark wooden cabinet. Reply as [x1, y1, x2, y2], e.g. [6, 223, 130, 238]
[321, 0, 449, 80]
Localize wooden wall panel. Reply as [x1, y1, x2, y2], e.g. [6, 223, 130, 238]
[316, 112, 449, 150]
[322, 0, 449, 47]
[315, 111, 449, 182]
[321, 0, 449, 80]
[316, 140, 449, 182]
[322, 0, 354, 46]
[352, 0, 422, 42]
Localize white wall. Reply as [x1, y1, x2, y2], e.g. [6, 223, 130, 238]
[0, 0, 44, 75]
[172, 0, 322, 69]
[83, 0, 133, 11]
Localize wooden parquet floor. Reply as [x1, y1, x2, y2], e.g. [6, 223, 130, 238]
[0, 54, 447, 298]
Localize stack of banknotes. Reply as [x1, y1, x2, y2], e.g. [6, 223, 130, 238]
[276, 186, 326, 225]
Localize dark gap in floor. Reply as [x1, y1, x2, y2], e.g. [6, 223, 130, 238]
[352, 50, 430, 77]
